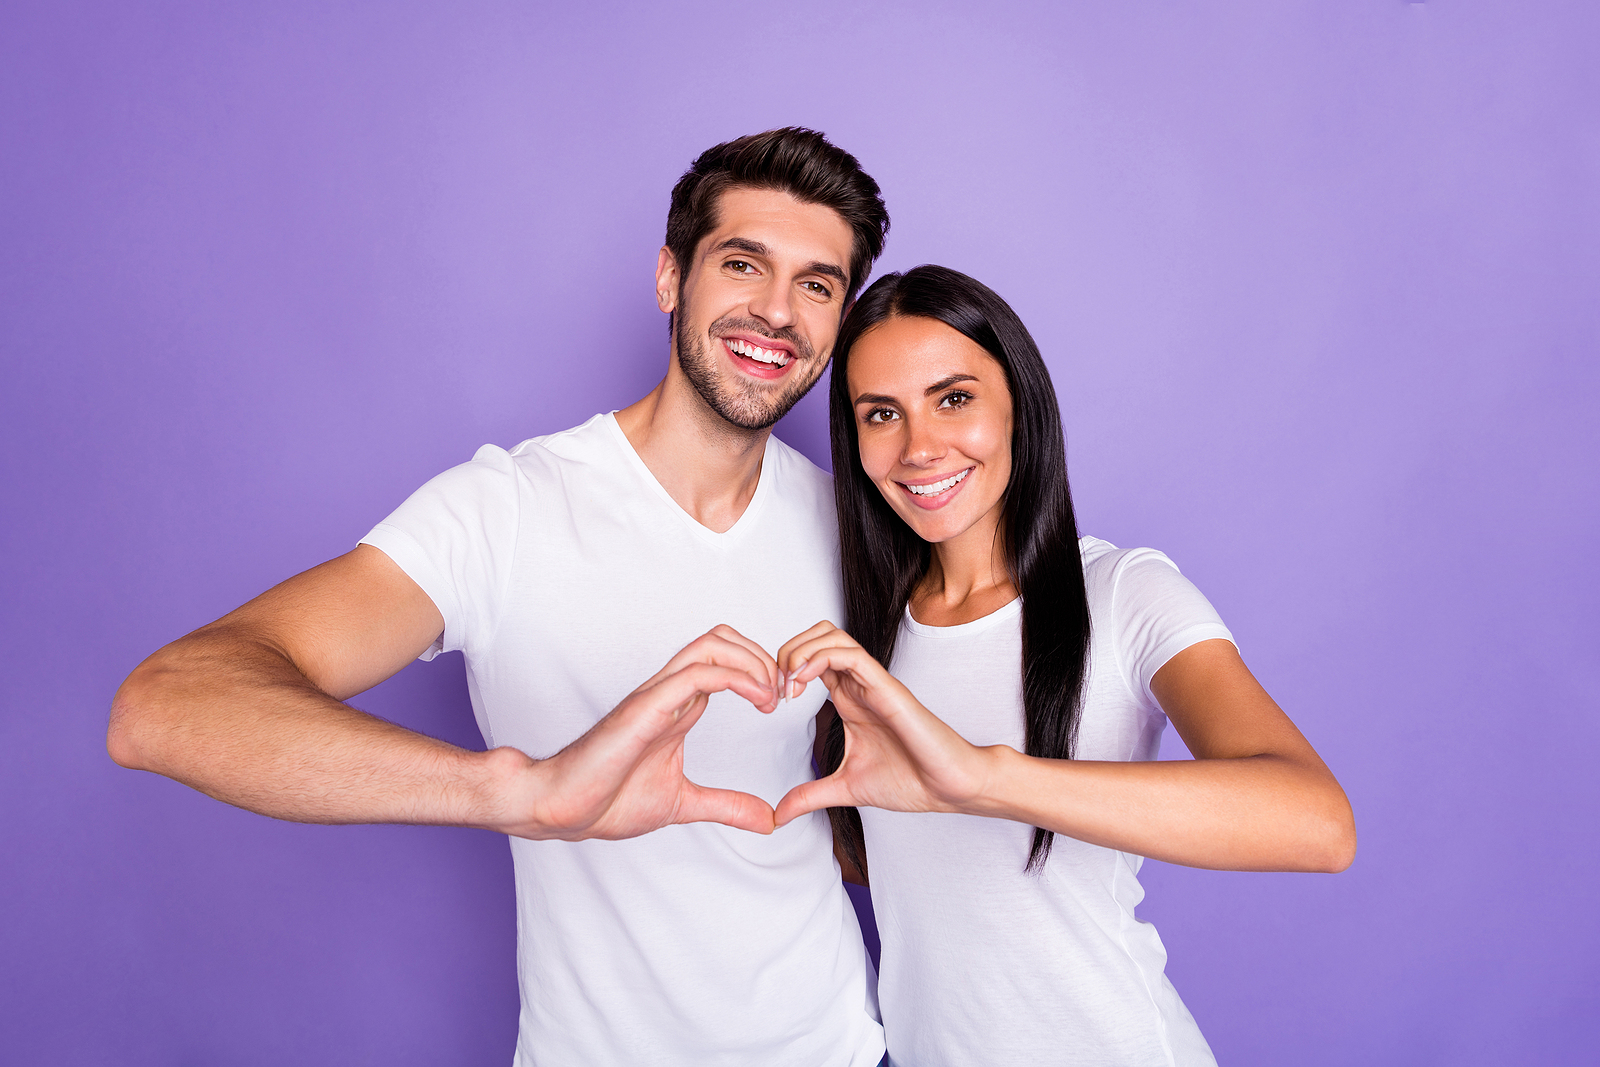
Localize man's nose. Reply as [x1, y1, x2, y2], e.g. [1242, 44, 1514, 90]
[746, 277, 797, 331]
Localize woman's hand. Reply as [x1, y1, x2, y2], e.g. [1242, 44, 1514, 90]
[774, 621, 997, 827]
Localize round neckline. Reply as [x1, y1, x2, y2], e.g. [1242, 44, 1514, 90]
[902, 595, 1022, 638]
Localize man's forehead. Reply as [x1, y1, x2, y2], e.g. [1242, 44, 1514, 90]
[697, 186, 853, 269]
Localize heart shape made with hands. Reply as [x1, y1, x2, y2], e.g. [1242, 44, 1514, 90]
[537, 621, 980, 842]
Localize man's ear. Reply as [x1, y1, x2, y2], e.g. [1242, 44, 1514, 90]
[655, 247, 680, 314]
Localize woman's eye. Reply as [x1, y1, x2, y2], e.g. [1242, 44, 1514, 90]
[938, 391, 974, 408]
[864, 408, 898, 424]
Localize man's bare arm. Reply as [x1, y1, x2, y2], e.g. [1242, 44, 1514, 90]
[108, 545, 785, 837]
[106, 545, 505, 825]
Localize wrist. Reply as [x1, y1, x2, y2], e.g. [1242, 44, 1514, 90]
[961, 744, 1022, 819]
[468, 745, 549, 836]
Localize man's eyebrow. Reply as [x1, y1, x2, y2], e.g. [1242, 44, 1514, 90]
[709, 237, 849, 287]
[710, 236, 771, 258]
[805, 260, 848, 286]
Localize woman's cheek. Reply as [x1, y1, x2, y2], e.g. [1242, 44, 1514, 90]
[858, 439, 899, 497]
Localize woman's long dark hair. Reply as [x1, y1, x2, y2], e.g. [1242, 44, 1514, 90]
[821, 264, 1091, 873]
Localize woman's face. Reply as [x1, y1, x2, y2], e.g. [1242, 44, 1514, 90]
[847, 314, 1014, 547]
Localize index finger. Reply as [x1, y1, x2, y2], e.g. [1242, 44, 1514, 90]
[642, 662, 786, 727]
[704, 623, 780, 694]
[777, 620, 842, 673]
[643, 630, 780, 706]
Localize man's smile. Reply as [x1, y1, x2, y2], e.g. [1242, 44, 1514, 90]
[719, 332, 797, 380]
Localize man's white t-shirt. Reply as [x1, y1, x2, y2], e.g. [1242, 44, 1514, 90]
[862, 537, 1232, 1067]
[361, 413, 885, 1067]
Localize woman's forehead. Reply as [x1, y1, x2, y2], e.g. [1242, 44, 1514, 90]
[848, 315, 998, 396]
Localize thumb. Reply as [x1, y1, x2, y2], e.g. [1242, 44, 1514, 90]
[675, 782, 777, 835]
[774, 775, 855, 828]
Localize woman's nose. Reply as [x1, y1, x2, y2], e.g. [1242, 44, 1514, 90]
[900, 417, 945, 467]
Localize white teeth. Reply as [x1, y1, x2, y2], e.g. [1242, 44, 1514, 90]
[905, 469, 971, 496]
[727, 338, 789, 367]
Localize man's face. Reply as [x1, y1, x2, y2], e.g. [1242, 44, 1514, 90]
[657, 186, 856, 430]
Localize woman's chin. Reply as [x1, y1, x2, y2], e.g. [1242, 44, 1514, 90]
[893, 506, 979, 546]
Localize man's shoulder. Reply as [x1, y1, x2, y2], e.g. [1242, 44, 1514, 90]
[397, 415, 612, 515]
[478, 412, 622, 490]
[512, 412, 612, 464]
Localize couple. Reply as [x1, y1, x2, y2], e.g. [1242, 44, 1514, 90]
[109, 128, 1355, 1066]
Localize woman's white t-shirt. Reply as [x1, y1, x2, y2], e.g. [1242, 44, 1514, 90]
[863, 536, 1233, 1067]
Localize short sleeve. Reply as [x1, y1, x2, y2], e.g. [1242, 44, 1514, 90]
[1105, 548, 1236, 707]
[359, 444, 521, 661]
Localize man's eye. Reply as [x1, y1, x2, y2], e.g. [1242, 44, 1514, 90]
[804, 280, 832, 297]
[727, 260, 754, 273]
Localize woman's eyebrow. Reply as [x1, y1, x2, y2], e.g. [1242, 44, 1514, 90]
[924, 374, 978, 395]
[853, 392, 899, 406]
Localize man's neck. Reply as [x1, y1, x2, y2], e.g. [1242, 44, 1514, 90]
[613, 375, 771, 534]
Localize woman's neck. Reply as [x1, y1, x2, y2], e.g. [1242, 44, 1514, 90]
[910, 512, 1019, 627]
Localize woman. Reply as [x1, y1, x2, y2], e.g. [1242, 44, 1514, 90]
[773, 265, 1355, 1066]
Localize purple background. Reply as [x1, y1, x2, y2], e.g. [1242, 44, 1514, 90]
[3, 2, 1596, 1064]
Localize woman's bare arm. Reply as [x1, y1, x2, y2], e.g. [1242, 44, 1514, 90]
[777, 628, 1355, 873]
[969, 640, 1356, 872]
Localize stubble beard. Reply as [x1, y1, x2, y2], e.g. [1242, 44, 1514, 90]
[675, 313, 825, 432]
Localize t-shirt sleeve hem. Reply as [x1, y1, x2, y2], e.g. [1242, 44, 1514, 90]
[359, 523, 458, 661]
[1138, 623, 1237, 707]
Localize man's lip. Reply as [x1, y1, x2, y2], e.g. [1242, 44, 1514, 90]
[719, 337, 794, 380]
[716, 331, 797, 359]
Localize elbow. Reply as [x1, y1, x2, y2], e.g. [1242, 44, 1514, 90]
[107, 661, 168, 771]
[1307, 799, 1357, 874]
[1326, 817, 1358, 874]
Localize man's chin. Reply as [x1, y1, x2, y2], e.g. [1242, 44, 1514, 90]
[707, 394, 792, 432]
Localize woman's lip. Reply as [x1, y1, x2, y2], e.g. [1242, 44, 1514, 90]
[895, 467, 974, 510]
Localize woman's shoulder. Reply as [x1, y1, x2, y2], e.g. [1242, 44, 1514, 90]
[1078, 535, 1178, 574]
[1077, 536, 1195, 607]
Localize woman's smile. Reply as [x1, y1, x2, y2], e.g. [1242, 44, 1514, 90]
[897, 466, 975, 507]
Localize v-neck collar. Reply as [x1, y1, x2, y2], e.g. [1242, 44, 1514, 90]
[601, 412, 774, 548]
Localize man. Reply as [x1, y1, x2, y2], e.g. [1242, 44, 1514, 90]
[108, 128, 891, 1066]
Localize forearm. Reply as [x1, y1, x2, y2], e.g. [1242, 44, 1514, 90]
[967, 746, 1356, 873]
[108, 628, 516, 829]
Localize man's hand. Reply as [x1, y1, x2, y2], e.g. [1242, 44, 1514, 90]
[490, 625, 784, 840]
[773, 621, 995, 828]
